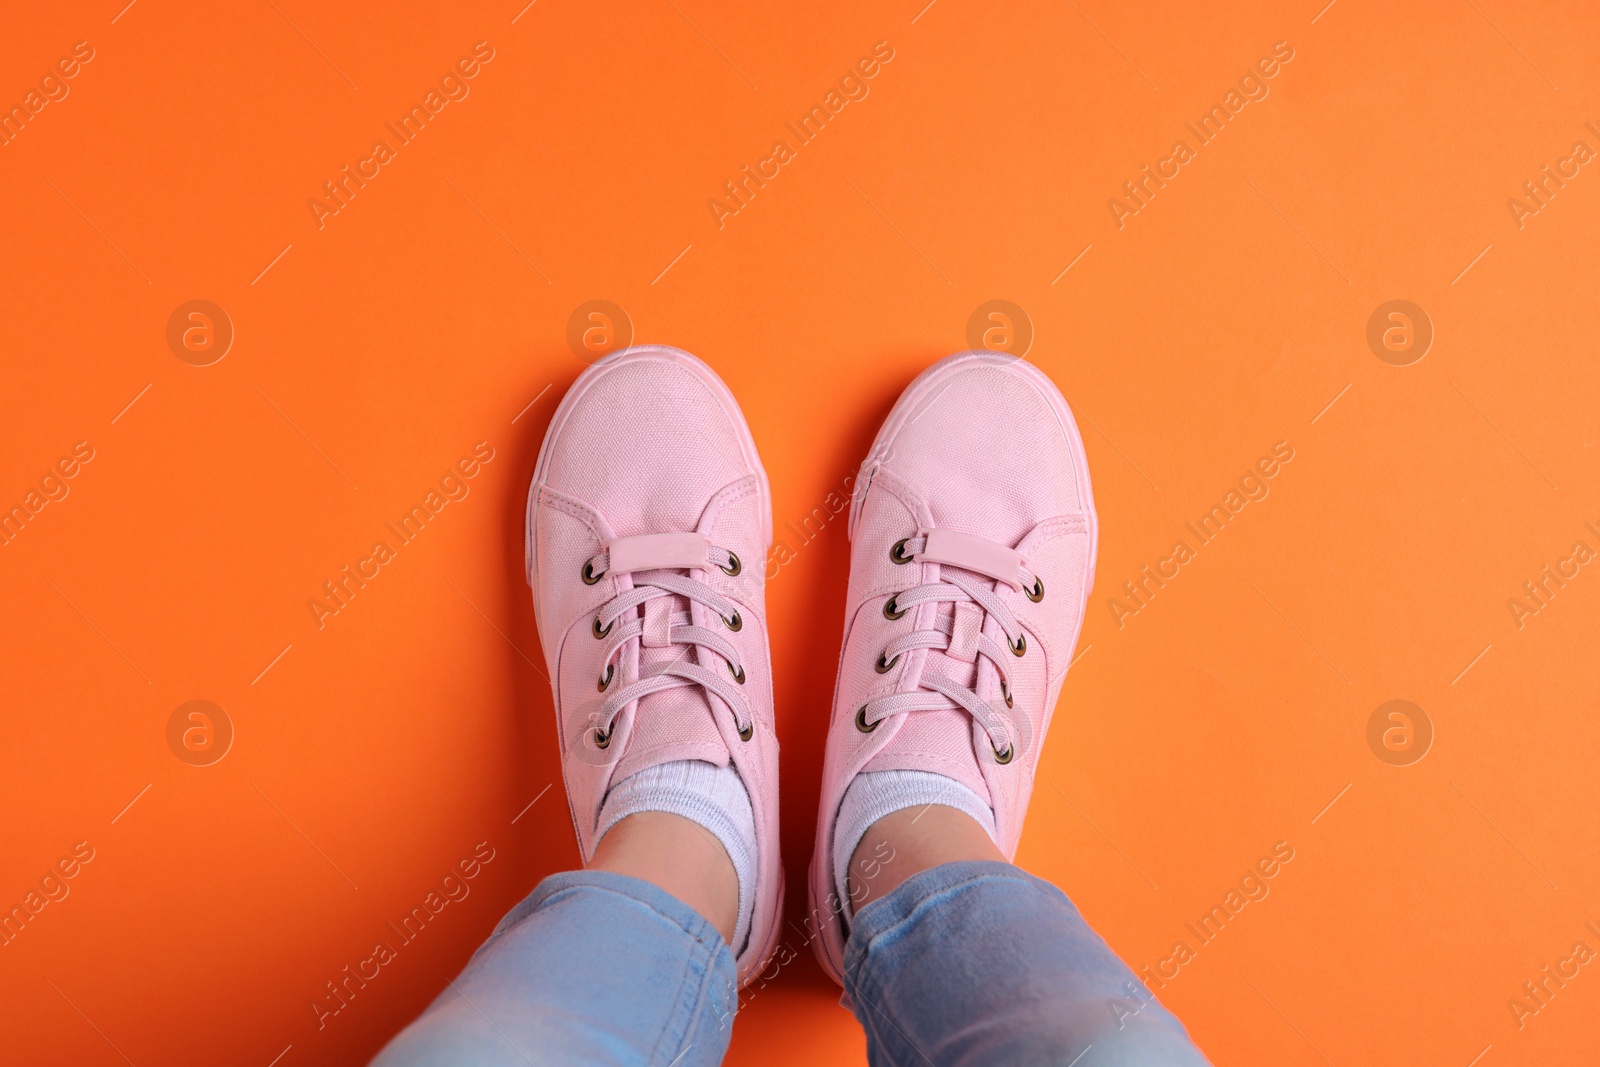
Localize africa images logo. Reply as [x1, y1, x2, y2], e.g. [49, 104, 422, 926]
[306, 42, 496, 229]
[706, 40, 895, 230]
[1106, 40, 1296, 230]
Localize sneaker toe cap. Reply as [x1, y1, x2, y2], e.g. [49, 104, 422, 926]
[543, 349, 754, 537]
[881, 358, 1090, 546]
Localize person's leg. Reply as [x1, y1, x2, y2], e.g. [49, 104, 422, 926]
[370, 831, 736, 1066]
[591, 810, 739, 942]
[847, 804, 1002, 909]
[374, 348, 784, 1064]
[807, 352, 1208, 1064]
[840, 807, 1209, 1066]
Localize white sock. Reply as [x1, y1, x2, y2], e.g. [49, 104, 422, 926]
[597, 759, 758, 953]
[832, 770, 997, 923]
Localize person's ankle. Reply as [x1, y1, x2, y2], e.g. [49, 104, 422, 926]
[846, 804, 1006, 914]
[590, 811, 740, 943]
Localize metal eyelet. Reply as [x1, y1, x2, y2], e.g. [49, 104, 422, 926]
[723, 610, 742, 632]
[593, 616, 613, 639]
[883, 596, 907, 621]
[737, 721, 753, 742]
[594, 726, 612, 750]
[1010, 632, 1027, 657]
[874, 652, 899, 674]
[889, 539, 914, 565]
[1025, 577, 1044, 603]
[854, 705, 879, 733]
[581, 559, 605, 585]
[729, 662, 746, 685]
[992, 741, 1014, 765]
[598, 664, 614, 692]
[720, 552, 742, 577]
[1001, 679, 1013, 708]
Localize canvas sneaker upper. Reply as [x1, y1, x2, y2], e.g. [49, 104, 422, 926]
[527, 345, 782, 986]
[807, 351, 1098, 985]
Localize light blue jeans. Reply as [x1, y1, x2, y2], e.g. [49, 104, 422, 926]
[372, 861, 1210, 1066]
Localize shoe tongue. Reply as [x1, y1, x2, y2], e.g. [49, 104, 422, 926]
[860, 645, 993, 803]
[612, 578, 731, 781]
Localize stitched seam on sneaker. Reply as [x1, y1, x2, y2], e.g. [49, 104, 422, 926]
[538, 488, 605, 534]
[867, 466, 929, 527]
[701, 475, 759, 527]
[868, 748, 990, 775]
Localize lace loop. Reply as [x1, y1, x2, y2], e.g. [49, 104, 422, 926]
[587, 539, 740, 582]
[894, 532, 1038, 593]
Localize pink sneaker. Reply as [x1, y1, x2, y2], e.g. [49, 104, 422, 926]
[807, 351, 1098, 984]
[526, 345, 782, 985]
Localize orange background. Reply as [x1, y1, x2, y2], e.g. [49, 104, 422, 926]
[4, 1, 1599, 1063]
